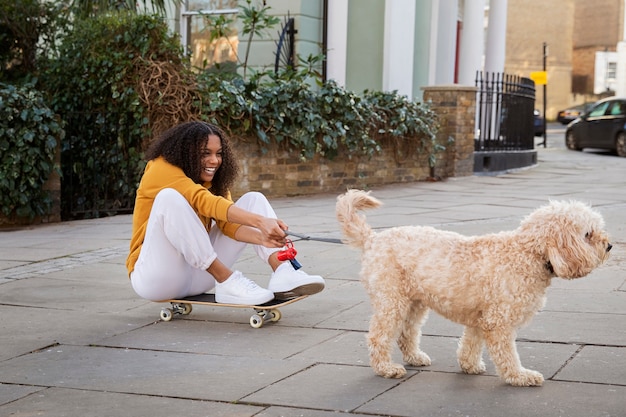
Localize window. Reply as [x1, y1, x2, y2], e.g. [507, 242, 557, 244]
[609, 101, 625, 116]
[607, 62, 617, 81]
[588, 101, 610, 118]
[181, 0, 239, 70]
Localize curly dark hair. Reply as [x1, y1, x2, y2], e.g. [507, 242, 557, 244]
[145, 121, 239, 197]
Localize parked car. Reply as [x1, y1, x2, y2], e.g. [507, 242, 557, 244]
[534, 109, 545, 136]
[557, 102, 595, 125]
[565, 97, 626, 157]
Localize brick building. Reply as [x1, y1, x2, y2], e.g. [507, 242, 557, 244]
[505, 0, 624, 118]
[572, 0, 624, 97]
[504, 0, 575, 120]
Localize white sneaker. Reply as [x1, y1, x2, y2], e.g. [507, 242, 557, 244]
[268, 262, 325, 299]
[215, 271, 274, 305]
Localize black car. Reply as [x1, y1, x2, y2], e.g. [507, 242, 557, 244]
[557, 102, 595, 125]
[565, 97, 626, 157]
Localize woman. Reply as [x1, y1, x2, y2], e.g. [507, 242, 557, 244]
[126, 121, 325, 305]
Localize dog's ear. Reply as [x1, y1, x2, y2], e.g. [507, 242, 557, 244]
[546, 233, 587, 278]
[525, 201, 599, 279]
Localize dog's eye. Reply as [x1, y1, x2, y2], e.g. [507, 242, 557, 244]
[585, 232, 592, 240]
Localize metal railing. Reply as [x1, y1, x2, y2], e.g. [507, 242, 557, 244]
[475, 72, 536, 151]
[61, 112, 142, 219]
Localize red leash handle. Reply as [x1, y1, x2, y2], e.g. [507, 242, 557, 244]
[277, 239, 298, 261]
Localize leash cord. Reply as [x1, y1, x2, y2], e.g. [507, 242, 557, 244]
[286, 231, 344, 244]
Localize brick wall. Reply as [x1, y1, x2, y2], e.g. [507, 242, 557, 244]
[231, 85, 477, 198]
[422, 85, 477, 178]
[231, 139, 436, 198]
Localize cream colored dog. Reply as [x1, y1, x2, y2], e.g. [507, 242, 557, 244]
[336, 189, 612, 386]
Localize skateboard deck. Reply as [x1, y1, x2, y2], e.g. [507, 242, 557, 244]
[159, 293, 308, 328]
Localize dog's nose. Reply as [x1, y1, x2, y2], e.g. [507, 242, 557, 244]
[607, 243, 613, 252]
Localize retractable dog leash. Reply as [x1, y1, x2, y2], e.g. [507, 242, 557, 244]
[276, 231, 343, 271]
[286, 230, 344, 244]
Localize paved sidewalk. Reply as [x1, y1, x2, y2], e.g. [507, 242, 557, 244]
[1, 127, 625, 417]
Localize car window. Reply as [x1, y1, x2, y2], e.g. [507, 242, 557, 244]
[609, 101, 626, 116]
[588, 101, 610, 117]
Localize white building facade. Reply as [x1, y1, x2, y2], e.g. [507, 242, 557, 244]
[168, 0, 509, 101]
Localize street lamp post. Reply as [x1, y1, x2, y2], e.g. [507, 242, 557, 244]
[542, 42, 548, 148]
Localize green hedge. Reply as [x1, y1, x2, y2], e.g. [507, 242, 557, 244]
[0, 83, 64, 220]
[42, 12, 184, 218]
[197, 68, 439, 161]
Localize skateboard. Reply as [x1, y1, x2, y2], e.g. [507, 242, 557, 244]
[159, 293, 308, 328]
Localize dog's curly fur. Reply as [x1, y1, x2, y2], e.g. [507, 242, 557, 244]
[336, 189, 612, 386]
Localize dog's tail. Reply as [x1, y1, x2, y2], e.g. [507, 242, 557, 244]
[336, 189, 382, 249]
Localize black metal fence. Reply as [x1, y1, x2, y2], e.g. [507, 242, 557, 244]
[474, 72, 536, 151]
[61, 112, 144, 219]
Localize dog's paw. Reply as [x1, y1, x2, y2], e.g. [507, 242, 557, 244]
[505, 369, 544, 387]
[374, 363, 407, 379]
[459, 359, 486, 375]
[404, 351, 431, 367]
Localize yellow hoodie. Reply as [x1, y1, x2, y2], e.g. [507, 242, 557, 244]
[126, 156, 240, 276]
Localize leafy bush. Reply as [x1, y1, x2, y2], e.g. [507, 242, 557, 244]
[41, 12, 188, 218]
[197, 65, 438, 161]
[364, 90, 440, 166]
[0, 0, 69, 83]
[0, 83, 64, 220]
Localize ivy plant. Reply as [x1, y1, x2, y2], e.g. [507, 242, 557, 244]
[0, 83, 64, 221]
[197, 58, 438, 162]
[364, 89, 440, 165]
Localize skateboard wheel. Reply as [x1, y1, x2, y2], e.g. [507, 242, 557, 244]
[160, 308, 173, 322]
[181, 303, 192, 315]
[269, 309, 281, 322]
[250, 314, 264, 328]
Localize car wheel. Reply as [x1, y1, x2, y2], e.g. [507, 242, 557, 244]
[565, 131, 581, 151]
[616, 132, 626, 157]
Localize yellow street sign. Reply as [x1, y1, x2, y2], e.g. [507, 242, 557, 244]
[530, 71, 547, 85]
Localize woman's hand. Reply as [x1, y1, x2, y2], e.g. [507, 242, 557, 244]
[257, 217, 288, 247]
[227, 204, 288, 248]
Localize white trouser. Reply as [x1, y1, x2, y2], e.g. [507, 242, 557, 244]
[130, 188, 280, 301]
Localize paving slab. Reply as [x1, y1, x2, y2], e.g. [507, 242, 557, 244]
[0, 273, 133, 313]
[0, 304, 152, 362]
[0, 383, 44, 406]
[98, 320, 342, 359]
[0, 387, 263, 417]
[518, 311, 626, 346]
[242, 363, 412, 412]
[257, 407, 362, 417]
[355, 371, 626, 417]
[0, 345, 307, 403]
[544, 287, 626, 314]
[555, 345, 626, 385]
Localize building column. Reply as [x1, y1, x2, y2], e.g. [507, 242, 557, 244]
[484, 0, 507, 73]
[457, 0, 485, 85]
[326, 0, 349, 86]
[425, 0, 459, 86]
[382, 0, 416, 96]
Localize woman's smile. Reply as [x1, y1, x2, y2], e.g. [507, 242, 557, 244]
[200, 134, 223, 182]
